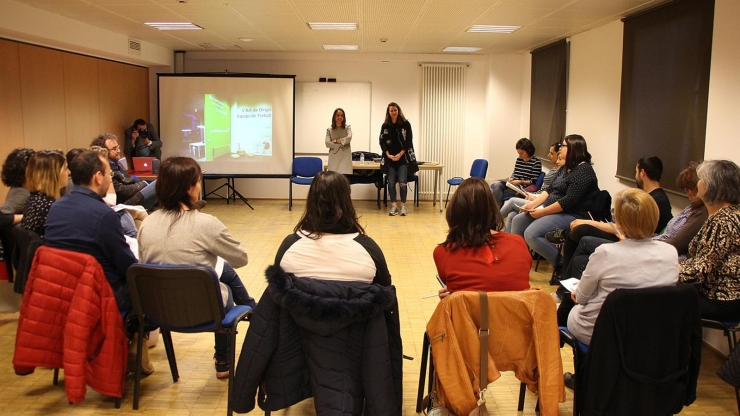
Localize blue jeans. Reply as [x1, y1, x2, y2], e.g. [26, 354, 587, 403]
[511, 212, 575, 267]
[117, 210, 137, 238]
[387, 164, 408, 203]
[214, 262, 256, 361]
[500, 197, 528, 232]
[491, 181, 517, 208]
[139, 180, 158, 210]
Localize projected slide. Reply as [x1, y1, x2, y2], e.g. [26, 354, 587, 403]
[159, 75, 294, 176]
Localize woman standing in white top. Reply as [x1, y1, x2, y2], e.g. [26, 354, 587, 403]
[325, 108, 353, 175]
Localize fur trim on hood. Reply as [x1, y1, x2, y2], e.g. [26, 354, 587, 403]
[265, 265, 396, 327]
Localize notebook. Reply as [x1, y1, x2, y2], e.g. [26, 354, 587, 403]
[132, 157, 156, 174]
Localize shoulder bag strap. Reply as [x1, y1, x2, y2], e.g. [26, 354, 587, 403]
[478, 291, 489, 404]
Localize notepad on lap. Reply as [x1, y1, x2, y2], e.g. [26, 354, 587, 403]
[505, 181, 531, 198]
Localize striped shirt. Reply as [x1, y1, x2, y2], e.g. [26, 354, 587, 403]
[510, 158, 542, 183]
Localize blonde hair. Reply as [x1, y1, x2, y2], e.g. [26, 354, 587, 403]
[25, 150, 67, 200]
[613, 188, 659, 239]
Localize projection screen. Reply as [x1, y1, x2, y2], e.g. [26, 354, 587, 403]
[158, 74, 295, 175]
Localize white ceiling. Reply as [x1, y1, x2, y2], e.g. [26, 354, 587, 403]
[16, 0, 671, 54]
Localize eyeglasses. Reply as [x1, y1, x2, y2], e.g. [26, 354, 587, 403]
[108, 145, 120, 151]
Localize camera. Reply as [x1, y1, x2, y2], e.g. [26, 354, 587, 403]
[137, 129, 149, 139]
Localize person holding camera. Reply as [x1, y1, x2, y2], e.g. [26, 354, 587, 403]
[124, 119, 162, 160]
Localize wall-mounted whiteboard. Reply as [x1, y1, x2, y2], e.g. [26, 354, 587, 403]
[295, 82, 372, 154]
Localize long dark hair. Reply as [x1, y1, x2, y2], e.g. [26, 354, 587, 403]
[331, 108, 346, 129]
[294, 170, 365, 239]
[442, 178, 504, 251]
[563, 134, 591, 170]
[384, 102, 407, 125]
[156, 157, 201, 216]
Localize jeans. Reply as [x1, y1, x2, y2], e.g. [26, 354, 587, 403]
[511, 212, 575, 267]
[563, 236, 614, 281]
[490, 181, 517, 208]
[500, 197, 528, 232]
[387, 164, 408, 203]
[214, 262, 256, 361]
[139, 180, 158, 210]
[117, 210, 138, 238]
[562, 224, 619, 275]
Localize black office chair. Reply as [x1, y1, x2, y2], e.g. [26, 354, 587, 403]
[127, 264, 253, 416]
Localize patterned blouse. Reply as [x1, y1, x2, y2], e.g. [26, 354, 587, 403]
[679, 204, 740, 301]
[21, 192, 55, 236]
[543, 163, 599, 219]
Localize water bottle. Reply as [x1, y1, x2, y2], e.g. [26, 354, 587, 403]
[360, 153, 365, 165]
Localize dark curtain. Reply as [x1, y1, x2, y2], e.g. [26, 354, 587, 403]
[617, 0, 714, 193]
[530, 40, 568, 160]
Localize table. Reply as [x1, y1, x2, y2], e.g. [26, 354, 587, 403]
[189, 142, 205, 159]
[326, 161, 445, 212]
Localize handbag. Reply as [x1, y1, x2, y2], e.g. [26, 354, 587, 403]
[425, 292, 490, 416]
[423, 371, 452, 416]
[469, 291, 490, 416]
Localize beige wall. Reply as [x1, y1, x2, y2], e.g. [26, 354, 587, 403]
[0, 39, 149, 203]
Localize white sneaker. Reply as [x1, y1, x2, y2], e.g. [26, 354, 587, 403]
[400, 205, 407, 216]
[389, 206, 399, 216]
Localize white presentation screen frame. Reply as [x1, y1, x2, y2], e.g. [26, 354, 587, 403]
[158, 73, 295, 176]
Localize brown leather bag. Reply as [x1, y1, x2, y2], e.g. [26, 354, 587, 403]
[468, 292, 490, 416]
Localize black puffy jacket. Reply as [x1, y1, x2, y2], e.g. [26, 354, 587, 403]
[231, 265, 403, 415]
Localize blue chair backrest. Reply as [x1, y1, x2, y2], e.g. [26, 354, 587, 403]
[292, 157, 323, 178]
[534, 171, 546, 189]
[470, 159, 488, 179]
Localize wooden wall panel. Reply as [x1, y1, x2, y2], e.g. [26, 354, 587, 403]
[18, 43, 67, 152]
[98, 59, 130, 147]
[124, 64, 150, 126]
[63, 53, 100, 150]
[0, 39, 149, 202]
[0, 39, 25, 203]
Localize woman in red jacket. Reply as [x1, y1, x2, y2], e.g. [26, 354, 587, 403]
[434, 177, 531, 298]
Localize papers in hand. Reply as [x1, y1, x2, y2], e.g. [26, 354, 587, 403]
[559, 277, 579, 293]
[505, 181, 531, 198]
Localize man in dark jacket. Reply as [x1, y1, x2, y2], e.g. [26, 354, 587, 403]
[231, 265, 403, 415]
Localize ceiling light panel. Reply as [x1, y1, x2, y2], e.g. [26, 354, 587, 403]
[308, 22, 357, 30]
[468, 25, 521, 33]
[443, 46, 481, 53]
[323, 44, 359, 50]
[145, 22, 203, 30]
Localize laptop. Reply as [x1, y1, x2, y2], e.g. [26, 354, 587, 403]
[132, 157, 156, 174]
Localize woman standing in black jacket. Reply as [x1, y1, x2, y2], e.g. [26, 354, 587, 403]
[379, 102, 418, 217]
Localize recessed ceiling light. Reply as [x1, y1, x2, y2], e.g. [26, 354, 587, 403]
[323, 45, 359, 51]
[443, 46, 481, 53]
[239, 37, 253, 42]
[467, 25, 521, 33]
[309, 22, 358, 30]
[145, 22, 203, 30]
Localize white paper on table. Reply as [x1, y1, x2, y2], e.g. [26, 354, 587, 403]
[559, 277, 580, 293]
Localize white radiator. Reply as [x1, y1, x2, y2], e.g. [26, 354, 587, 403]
[419, 63, 467, 201]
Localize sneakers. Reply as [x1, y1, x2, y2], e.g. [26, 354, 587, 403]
[389, 206, 399, 216]
[215, 359, 230, 379]
[545, 228, 568, 244]
[400, 205, 407, 216]
[128, 333, 155, 376]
